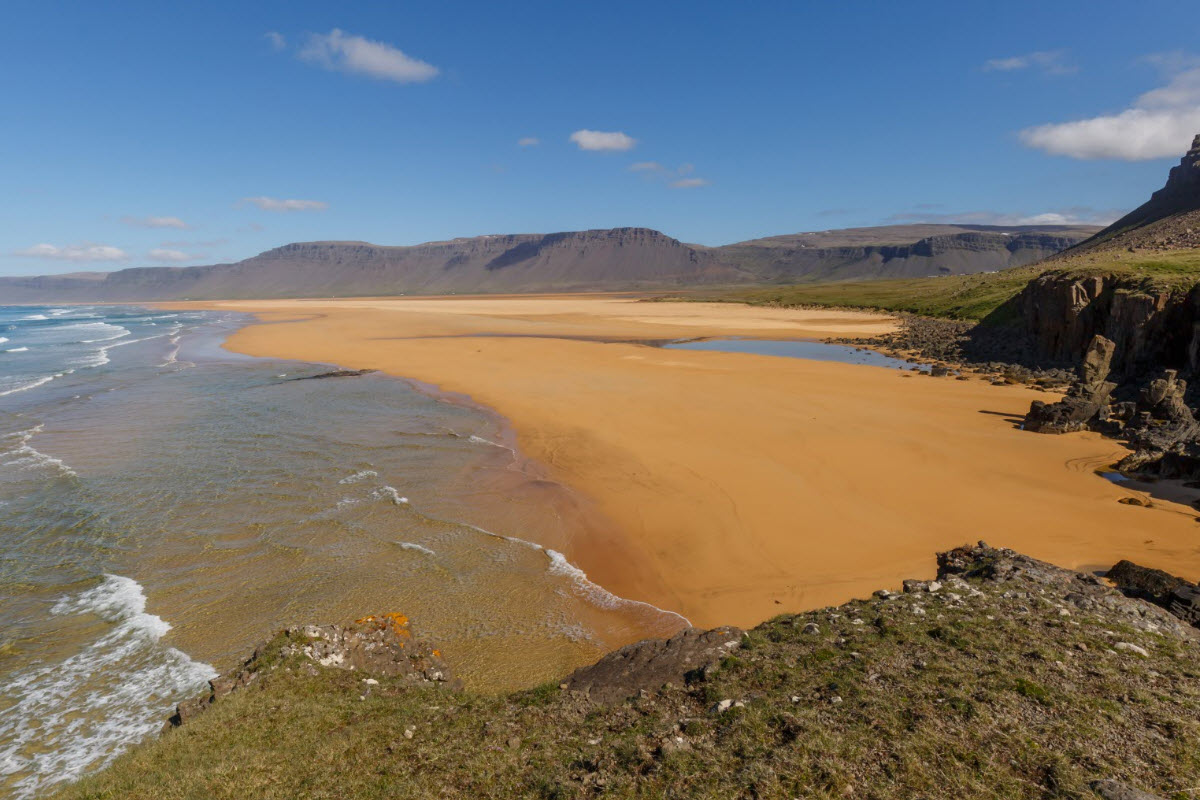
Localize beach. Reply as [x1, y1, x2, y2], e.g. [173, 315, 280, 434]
[167, 295, 1200, 629]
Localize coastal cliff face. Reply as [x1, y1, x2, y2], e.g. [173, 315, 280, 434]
[54, 544, 1200, 800]
[714, 227, 1094, 283]
[1013, 271, 1198, 377]
[0, 224, 1095, 303]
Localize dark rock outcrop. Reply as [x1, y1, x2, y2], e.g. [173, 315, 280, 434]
[287, 369, 377, 381]
[168, 613, 456, 728]
[936, 542, 1197, 641]
[1025, 335, 1118, 433]
[1107, 560, 1200, 627]
[563, 626, 744, 704]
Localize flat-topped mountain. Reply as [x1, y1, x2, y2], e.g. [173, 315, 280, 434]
[0, 223, 1098, 302]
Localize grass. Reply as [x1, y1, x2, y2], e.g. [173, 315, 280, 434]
[667, 248, 1200, 322]
[52, 570, 1200, 800]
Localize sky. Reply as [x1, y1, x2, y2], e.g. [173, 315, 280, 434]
[3, 0, 1200, 277]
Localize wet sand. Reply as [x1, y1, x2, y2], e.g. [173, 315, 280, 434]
[164, 295, 1200, 629]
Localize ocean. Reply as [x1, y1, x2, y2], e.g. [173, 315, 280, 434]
[0, 305, 685, 799]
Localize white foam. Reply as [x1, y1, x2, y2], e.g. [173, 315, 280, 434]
[1, 425, 76, 476]
[0, 337, 8, 343]
[339, 469, 378, 485]
[374, 486, 409, 505]
[439, 513, 692, 626]
[0, 375, 52, 396]
[5, 347, 30, 353]
[74, 334, 163, 370]
[19, 314, 47, 321]
[395, 541, 436, 556]
[0, 575, 216, 798]
[542, 548, 692, 625]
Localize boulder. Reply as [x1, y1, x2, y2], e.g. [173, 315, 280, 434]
[563, 626, 743, 705]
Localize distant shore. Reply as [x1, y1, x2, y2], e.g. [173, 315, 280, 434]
[160, 294, 1200, 629]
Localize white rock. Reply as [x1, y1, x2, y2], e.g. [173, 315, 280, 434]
[363, 678, 379, 685]
[715, 699, 733, 713]
[927, 581, 943, 592]
[1114, 642, 1150, 657]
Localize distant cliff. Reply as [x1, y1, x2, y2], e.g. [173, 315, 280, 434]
[0, 224, 1097, 303]
[711, 225, 1095, 283]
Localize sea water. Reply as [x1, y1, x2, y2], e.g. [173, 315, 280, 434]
[0, 306, 684, 798]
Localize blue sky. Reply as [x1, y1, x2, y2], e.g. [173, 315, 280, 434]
[3, 0, 1200, 276]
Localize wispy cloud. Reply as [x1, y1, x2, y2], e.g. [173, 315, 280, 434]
[630, 161, 710, 188]
[120, 215, 190, 230]
[298, 29, 438, 84]
[570, 130, 636, 151]
[265, 31, 286, 51]
[517, 137, 540, 147]
[983, 50, 1076, 76]
[885, 207, 1121, 226]
[239, 196, 329, 212]
[148, 248, 194, 263]
[1019, 55, 1200, 160]
[12, 243, 129, 262]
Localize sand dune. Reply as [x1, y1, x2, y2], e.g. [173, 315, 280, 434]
[165, 295, 1200, 628]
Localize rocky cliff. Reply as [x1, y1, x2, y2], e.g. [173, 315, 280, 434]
[1073, 134, 1200, 253]
[0, 224, 1095, 303]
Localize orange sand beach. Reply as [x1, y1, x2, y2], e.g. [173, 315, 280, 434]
[165, 295, 1200, 630]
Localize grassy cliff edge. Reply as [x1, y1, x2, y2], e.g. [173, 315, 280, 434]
[54, 544, 1200, 800]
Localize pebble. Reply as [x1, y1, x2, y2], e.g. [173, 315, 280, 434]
[802, 623, 820, 635]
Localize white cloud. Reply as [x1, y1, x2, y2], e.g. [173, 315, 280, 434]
[518, 137, 540, 147]
[148, 248, 193, 263]
[569, 129, 636, 151]
[984, 50, 1076, 76]
[630, 162, 709, 187]
[120, 215, 190, 229]
[239, 196, 329, 212]
[265, 31, 286, 51]
[886, 207, 1121, 226]
[298, 29, 438, 84]
[13, 243, 128, 262]
[1019, 62, 1200, 160]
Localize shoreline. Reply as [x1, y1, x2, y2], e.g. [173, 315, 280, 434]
[158, 295, 1200, 630]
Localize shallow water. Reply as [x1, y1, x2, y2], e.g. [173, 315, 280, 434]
[664, 337, 927, 370]
[0, 305, 683, 798]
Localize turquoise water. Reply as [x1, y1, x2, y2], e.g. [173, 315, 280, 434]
[0, 305, 683, 798]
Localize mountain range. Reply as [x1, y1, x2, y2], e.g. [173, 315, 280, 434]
[0, 223, 1099, 302]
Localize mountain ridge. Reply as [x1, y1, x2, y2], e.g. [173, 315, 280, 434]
[0, 223, 1099, 302]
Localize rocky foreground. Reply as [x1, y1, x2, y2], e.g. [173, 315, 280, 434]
[55, 544, 1200, 800]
